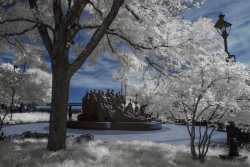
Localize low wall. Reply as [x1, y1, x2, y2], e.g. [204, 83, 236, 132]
[67, 121, 162, 131]
[67, 121, 111, 130]
[110, 122, 162, 130]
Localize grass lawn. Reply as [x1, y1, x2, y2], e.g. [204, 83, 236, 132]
[1, 112, 79, 124]
[0, 112, 249, 166]
[0, 139, 249, 167]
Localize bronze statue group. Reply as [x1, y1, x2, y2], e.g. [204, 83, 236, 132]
[77, 89, 151, 122]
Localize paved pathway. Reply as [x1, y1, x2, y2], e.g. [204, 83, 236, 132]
[2, 123, 227, 145]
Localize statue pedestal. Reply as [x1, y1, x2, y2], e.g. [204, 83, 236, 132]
[111, 122, 162, 131]
[67, 121, 111, 130]
[67, 121, 162, 131]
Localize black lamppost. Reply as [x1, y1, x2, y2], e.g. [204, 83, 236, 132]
[20, 62, 26, 72]
[116, 77, 123, 95]
[215, 13, 246, 160]
[10, 65, 18, 121]
[124, 83, 127, 97]
[116, 77, 126, 96]
[214, 13, 235, 62]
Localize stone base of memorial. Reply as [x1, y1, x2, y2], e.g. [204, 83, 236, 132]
[110, 121, 162, 130]
[67, 121, 162, 131]
[67, 121, 111, 130]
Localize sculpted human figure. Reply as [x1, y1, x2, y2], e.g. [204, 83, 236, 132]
[97, 102, 107, 121]
[97, 90, 102, 102]
[120, 94, 126, 104]
[134, 105, 139, 117]
[106, 89, 111, 104]
[89, 90, 93, 101]
[83, 91, 89, 101]
[102, 91, 110, 109]
[101, 91, 106, 102]
[106, 89, 110, 96]
[88, 91, 94, 120]
[82, 91, 89, 114]
[116, 92, 124, 106]
[110, 89, 115, 100]
[93, 89, 97, 101]
[80, 91, 90, 120]
[124, 99, 133, 115]
[139, 105, 147, 116]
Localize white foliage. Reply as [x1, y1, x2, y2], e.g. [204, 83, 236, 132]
[0, 0, 210, 76]
[125, 17, 250, 131]
[0, 63, 52, 106]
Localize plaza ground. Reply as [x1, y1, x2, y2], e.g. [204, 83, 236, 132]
[2, 122, 226, 146]
[0, 112, 249, 166]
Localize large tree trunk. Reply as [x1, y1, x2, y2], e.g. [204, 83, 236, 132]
[42, 0, 124, 151]
[47, 59, 70, 151]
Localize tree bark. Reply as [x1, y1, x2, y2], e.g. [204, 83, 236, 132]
[190, 119, 198, 160]
[47, 56, 70, 151]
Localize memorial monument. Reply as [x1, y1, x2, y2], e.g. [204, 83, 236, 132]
[78, 89, 151, 122]
[67, 89, 161, 130]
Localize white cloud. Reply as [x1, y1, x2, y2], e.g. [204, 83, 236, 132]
[69, 49, 123, 92]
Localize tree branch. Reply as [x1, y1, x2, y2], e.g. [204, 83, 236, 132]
[195, 103, 213, 122]
[125, 5, 140, 20]
[106, 30, 180, 51]
[0, 18, 35, 24]
[106, 30, 151, 50]
[69, 0, 125, 77]
[52, 0, 64, 27]
[2, 37, 22, 50]
[0, 25, 37, 38]
[106, 34, 115, 53]
[183, 102, 193, 113]
[80, 25, 101, 29]
[66, 0, 89, 28]
[0, 18, 54, 32]
[28, 0, 54, 57]
[89, 1, 103, 17]
[65, 0, 90, 46]
[208, 105, 220, 121]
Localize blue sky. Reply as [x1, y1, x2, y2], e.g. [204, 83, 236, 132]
[1, 0, 250, 103]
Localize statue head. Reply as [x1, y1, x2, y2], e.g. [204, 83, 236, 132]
[128, 99, 132, 106]
[135, 106, 139, 111]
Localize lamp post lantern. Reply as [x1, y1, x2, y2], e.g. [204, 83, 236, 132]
[214, 13, 235, 62]
[14, 65, 18, 71]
